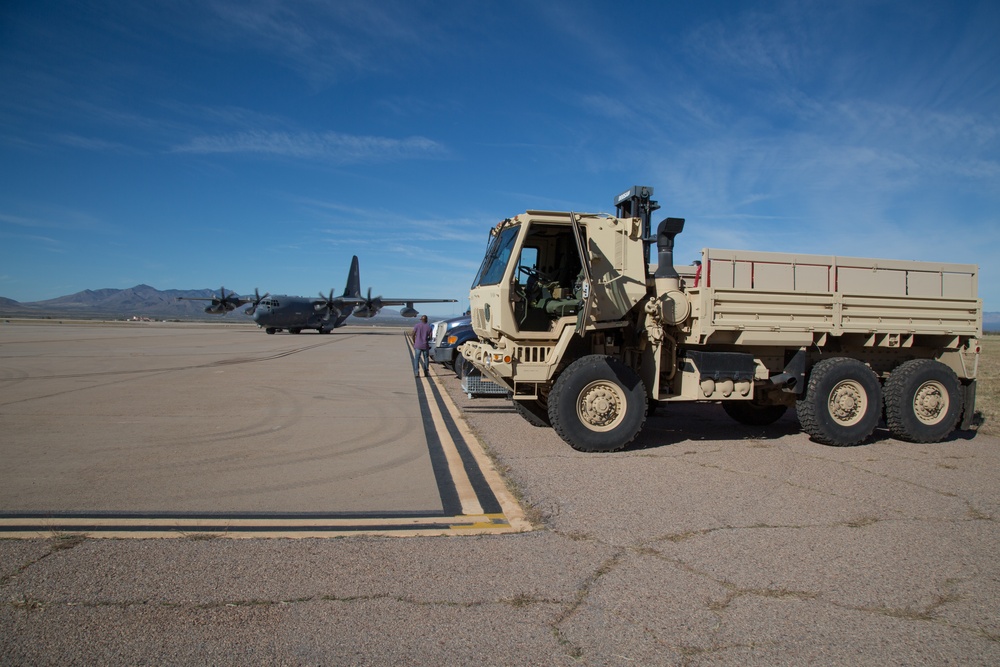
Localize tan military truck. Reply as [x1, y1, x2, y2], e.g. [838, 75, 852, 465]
[461, 186, 981, 452]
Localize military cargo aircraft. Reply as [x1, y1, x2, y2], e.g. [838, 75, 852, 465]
[178, 256, 456, 334]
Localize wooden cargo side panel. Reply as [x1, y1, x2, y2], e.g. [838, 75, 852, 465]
[906, 271, 942, 298]
[706, 249, 834, 292]
[836, 267, 907, 296]
[840, 295, 981, 334]
[694, 248, 980, 339]
[710, 290, 834, 329]
[943, 271, 976, 299]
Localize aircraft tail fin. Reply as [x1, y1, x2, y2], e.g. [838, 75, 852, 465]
[344, 255, 362, 298]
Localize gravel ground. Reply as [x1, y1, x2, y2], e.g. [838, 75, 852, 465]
[2, 333, 998, 665]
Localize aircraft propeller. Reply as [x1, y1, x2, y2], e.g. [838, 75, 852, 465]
[314, 289, 342, 321]
[352, 287, 384, 318]
[210, 286, 244, 314]
[245, 288, 269, 315]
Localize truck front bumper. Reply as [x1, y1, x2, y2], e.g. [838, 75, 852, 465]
[459, 340, 513, 385]
[430, 346, 455, 364]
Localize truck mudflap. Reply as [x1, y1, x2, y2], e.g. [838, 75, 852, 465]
[960, 380, 977, 431]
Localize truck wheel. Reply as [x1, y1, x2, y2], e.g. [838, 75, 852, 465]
[512, 398, 550, 427]
[723, 400, 788, 426]
[884, 359, 963, 443]
[797, 357, 881, 446]
[548, 355, 647, 452]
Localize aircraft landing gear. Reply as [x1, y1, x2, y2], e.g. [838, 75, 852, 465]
[265, 328, 277, 335]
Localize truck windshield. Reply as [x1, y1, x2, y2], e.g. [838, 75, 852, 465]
[472, 225, 520, 287]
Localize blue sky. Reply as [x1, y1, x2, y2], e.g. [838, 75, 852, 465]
[1, 0, 998, 316]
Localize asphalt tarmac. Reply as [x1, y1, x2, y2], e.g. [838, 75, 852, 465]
[1, 320, 998, 665]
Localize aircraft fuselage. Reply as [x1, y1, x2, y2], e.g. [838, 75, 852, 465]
[251, 295, 349, 334]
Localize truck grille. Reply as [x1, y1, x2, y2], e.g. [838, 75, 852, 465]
[515, 346, 550, 363]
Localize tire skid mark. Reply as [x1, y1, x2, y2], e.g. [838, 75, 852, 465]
[177, 376, 385, 447]
[10, 336, 353, 380]
[158, 448, 433, 505]
[0, 367, 29, 390]
[0, 337, 354, 407]
[121, 387, 415, 472]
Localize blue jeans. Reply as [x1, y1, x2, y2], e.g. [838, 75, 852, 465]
[413, 348, 429, 375]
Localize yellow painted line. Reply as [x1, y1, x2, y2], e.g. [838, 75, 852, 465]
[0, 513, 518, 539]
[431, 375, 533, 533]
[420, 374, 485, 516]
[0, 515, 497, 529]
[0, 527, 514, 540]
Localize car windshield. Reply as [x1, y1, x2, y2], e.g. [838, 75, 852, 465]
[471, 225, 520, 287]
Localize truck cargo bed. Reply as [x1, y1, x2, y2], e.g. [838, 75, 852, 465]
[687, 248, 981, 344]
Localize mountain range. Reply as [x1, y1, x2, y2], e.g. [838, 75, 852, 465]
[1, 285, 997, 331]
[0, 285, 448, 325]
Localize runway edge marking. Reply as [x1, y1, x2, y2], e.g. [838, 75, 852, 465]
[429, 373, 533, 533]
[420, 374, 484, 516]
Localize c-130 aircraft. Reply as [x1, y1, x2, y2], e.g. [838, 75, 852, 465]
[179, 255, 456, 334]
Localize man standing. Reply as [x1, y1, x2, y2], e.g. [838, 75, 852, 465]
[411, 314, 433, 377]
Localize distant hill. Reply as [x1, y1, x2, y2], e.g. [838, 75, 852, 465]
[0, 285, 455, 325]
[0, 285, 230, 321]
[2, 285, 996, 331]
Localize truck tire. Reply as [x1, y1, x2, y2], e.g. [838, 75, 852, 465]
[547, 355, 647, 452]
[884, 359, 963, 443]
[797, 357, 881, 446]
[723, 400, 788, 426]
[512, 398, 551, 427]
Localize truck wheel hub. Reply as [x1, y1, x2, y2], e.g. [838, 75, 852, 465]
[578, 382, 625, 431]
[829, 380, 866, 426]
[913, 381, 947, 424]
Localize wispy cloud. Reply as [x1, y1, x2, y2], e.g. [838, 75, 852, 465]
[0, 208, 110, 233]
[50, 133, 137, 153]
[0, 229, 61, 245]
[173, 130, 446, 163]
[201, 0, 444, 86]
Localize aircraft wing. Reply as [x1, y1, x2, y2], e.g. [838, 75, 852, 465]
[175, 287, 255, 314]
[373, 298, 458, 306]
[176, 296, 254, 304]
[349, 293, 458, 319]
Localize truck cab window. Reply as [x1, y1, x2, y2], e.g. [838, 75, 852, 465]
[472, 226, 520, 288]
[515, 247, 539, 284]
[513, 224, 584, 332]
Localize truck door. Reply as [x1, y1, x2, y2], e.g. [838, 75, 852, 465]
[570, 212, 594, 337]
